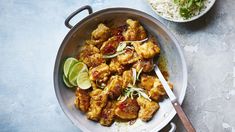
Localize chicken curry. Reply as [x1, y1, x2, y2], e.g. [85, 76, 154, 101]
[72, 19, 173, 126]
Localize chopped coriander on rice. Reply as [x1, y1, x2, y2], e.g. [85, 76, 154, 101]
[149, 0, 209, 20]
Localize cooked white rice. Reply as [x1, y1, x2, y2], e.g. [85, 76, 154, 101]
[148, 0, 212, 21]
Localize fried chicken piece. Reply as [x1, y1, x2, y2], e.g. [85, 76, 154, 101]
[109, 58, 125, 75]
[91, 81, 98, 90]
[86, 39, 104, 48]
[115, 98, 140, 120]
[137, 97, 159, 121]
[100, 36, 120, 55]
[85, 53, 105, 68]
[104, 75, 123, 100]
[92, 23, 111, 40]
[117, 48, 140, 65]
[79, 44, 105, 68]
[140, 75, 156, 91]
[123, 19, 147, 41]
[79, 44, 99, 57]
[87, 89, 108, 121]
[90, 23, 111, 47]
[133, 40, 160, 59]
[99, 101, 116, 126]
[122, 70, 133, 88]
[89, 63, 111, 83]
[133, 59, 154, 73]
[74, 88, 90, 112]
[149, 79, 173, 101]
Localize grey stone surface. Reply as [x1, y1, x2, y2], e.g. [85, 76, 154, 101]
[0, 0, 234, 132]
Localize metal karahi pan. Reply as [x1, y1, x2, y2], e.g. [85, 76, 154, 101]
[54, 5, 187, 132]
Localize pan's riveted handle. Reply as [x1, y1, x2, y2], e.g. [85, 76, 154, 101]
[169, 122, 176, 132]
[65, 5, 93, 29]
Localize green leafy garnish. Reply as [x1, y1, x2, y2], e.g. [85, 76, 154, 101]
[116, 42, 127, 52]
[174, 0, 205, 19]
[118, 85, 152, 102]
[180, 7, 191, 19]
[103, 38, 148, 59]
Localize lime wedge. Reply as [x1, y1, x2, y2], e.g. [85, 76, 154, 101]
[68, 62, 88, 86]
[63, 57, 78, 78]
[63, 75, 74, 88]
[76, 72, 91, 89]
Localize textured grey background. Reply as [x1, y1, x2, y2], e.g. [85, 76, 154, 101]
[0, 0, 234, 132]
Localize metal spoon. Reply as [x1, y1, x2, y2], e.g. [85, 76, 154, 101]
[154, 65, 196, 132]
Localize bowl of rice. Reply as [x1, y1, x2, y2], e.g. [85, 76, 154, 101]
[147, 0, 216, 22]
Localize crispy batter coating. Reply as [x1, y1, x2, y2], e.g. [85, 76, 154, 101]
[99, 101, 116, 126]
[86, 39, 104, 48]
[90, 23, 111, 47]
[133, 41, 160, 59]
[149, 79, 173, 101]
[117, 48, 140, 65]
[122, 70, 133, 88]
[133, 59, 154, 72]
[79, 44, 99, 57]
[74, 88, 90, 112]
[104, 75, 123, 100]
[89, 63, 111, 83]
[92, 23, 111, 40]
[123, 19, 147, 41]
[100, 36, 120, 55]
[109, 58, 125, 75]
[79, 44, 105, 68]
[137, 97, 159, 121]
[91, 81, 98, 90]
[140, 75, 156, 91]
[115, 98, 140, 120]
[87, 89, 108, 121]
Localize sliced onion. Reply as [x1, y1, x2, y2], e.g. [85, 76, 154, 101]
[102, 50, 126, 59]
[116, 42, 127, 52]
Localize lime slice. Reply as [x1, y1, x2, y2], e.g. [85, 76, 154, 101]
[76, 72, 91, 89]
[63, 75, 74, 88]
[63, 57, 78, 78]
[68, 62, 88, 86]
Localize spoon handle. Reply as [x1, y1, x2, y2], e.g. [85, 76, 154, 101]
[172, 101, 196, 132]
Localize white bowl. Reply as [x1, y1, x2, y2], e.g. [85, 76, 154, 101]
[147, 0, 216, 22]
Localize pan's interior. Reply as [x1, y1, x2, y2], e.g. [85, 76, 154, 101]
[55, 9, 187, 132]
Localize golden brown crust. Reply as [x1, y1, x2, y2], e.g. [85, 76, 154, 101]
[74, 88, 90, 112]
[117, 48, 140, 65]
[133, 59, 154, 73]
[100, 36, 120, 55]
[123, 19, 147, 41]
[89, 63, 111, 83]
[133, 41, 160, 59]
[99, 101, 116, 126]
[109, 58, 125, 75]
[79, 44, 105, 68]
[115, 98, 140, 120]
[87, 89, 108, 121]
[137, 97, 159, 121]
[122, 70, 133, 88]
[149, 79, 173, 101]
[104, 75, 123, 100]
[140, 75, 156, 91]
[90, 23, 111, 48]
